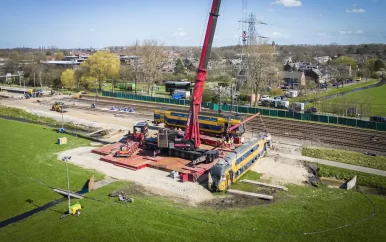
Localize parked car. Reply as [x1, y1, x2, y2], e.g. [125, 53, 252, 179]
[273, 96, 281, 100]
[260, 95, 270, 101]
[370, 116, 386, 123]
[305, 107, 317, 114]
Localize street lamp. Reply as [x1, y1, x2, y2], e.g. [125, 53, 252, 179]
[61, 105, 64, 129]
[61, 156, 72, 215]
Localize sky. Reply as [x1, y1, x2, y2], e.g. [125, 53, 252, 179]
[0, 0, 385, 48]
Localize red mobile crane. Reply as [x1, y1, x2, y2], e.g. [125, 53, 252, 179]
[153, 0, 261, 163]
[184, 0, 222, 149]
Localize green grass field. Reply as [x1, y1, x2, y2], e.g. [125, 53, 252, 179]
[1, 120, 386, 241]
[317, 84, 386, 116]
[291, 79, 379, 103]
[302, 147, 386, 171]
[0, 119, 103, 221]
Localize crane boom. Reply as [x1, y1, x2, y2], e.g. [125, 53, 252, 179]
[184, 0, 222, 149]
[227, 112, 261, 132]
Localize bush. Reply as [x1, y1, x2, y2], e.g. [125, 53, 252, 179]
[202, 89, 213, 102]
[270, 88, 283, 96]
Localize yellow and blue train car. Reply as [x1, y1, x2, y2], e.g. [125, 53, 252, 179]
[208, 136, 269, 191]
[154, 108, 244, 137]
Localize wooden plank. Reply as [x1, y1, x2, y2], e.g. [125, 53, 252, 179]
[227, 189, 273, 200]
[88, 129, 106, 136]
[240, 180, 288, 191]
[53, 188, 84, 199]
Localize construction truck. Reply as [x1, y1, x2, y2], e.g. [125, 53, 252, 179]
[72, 92, 82, 99]
[130, 121, 149, 143]
[51, 101, 68, 112]
[115, 140, 140, 157]
[115, 121, 150, 157]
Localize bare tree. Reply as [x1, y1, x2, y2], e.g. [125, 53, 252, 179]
[245, 41, 282, 106]
[139, 40, 166, 96]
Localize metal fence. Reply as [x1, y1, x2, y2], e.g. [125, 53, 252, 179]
[102, 91, 386, 131]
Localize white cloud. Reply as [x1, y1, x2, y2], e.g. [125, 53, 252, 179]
[272, 0, 302, 7]
[317, 33, 326, 36]
[346, 8, 366, 13]
[272, 32, 289, 38]
[353, 4, 357, 7]
[268, 8, 274, 11]
[339, 30, 364, 34]
[172, 28, 187, 37]
[89, 29, 94, 32]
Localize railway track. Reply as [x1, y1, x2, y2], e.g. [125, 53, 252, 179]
[54, 96, 385, 154]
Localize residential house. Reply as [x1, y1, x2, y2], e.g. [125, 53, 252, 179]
[282, 71, 306, 89]
[304, 68, 323, 82]
[120, 55, 141, 65]
[313, 56, 331, 64]
[160, 63, 175, 73]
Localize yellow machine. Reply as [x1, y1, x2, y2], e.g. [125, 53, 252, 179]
[208, 134, 271, 192]
[72, 92, 82, 99]
[70, 203, 82, 216]
[51, 101, 65, 112]
[154, 108, 244, 137]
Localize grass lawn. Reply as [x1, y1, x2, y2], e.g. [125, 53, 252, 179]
[291, 79, 379, 103]
[318, 164, 386, 189]
[317, 84, 386, 116]
[1, 121, 386, 241]
[1, 181, 386, 242]
[0, 105, 94, 132]
[302, 147, 386, 171]
[0, 119, 103, 221]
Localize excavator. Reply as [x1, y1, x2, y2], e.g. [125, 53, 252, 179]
[51, 101, 69, 112]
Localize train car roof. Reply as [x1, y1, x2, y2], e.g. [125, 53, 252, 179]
[154, 107, 241, 120]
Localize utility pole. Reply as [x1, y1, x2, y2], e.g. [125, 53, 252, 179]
[94, 79, 97, 107]
[33, 72, 36, 88]
[230, 84, 234, 113]
[61, 104, 64, 129]
[134, 40, 139, 95]
[61, 156, 72, 216]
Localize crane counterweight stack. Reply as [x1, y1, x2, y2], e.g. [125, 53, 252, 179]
[185, 0, 222, 149]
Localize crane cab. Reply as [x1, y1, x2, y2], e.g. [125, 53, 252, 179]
[132, 121, 149, 136]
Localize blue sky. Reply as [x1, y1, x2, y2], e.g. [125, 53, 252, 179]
[0, 0, 385, 48]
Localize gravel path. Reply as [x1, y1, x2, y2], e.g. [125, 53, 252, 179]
[251, 142, 311, 185]
[285, 154, 386, 177]
[57, 147, 214, 205]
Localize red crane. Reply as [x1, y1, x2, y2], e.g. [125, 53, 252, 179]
[184, 0, 222, 149]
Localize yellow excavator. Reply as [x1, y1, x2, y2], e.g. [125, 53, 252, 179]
[72, 92, 83, 100]
[51, 101, 68, 112]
